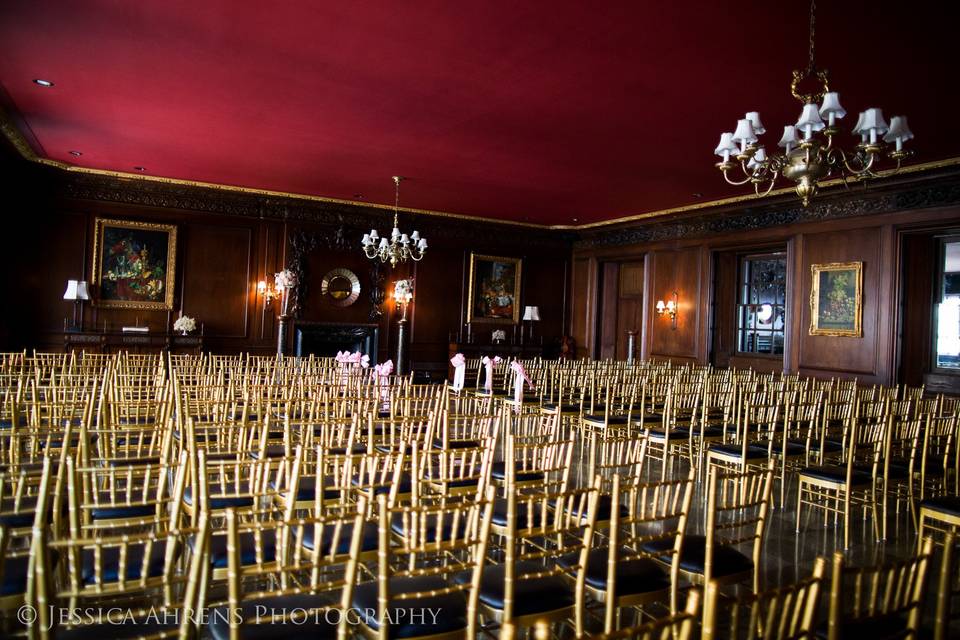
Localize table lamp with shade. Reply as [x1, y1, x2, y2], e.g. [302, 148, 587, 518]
[522, 305, 540, 342]
[63, 279, 91, 331]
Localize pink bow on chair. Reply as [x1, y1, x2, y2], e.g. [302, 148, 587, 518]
[481, 356, 502, 393]
[347, 351, 370, 369]
[510, 359, 535, 407]
[374, 359, 394, 408]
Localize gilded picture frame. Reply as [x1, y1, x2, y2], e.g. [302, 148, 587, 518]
[467, 253, 522, 324]
[92, 218, 177, 310]
[809, 261, 863, 337]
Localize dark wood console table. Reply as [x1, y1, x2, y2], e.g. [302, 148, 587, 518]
[63, 330, 204, 354]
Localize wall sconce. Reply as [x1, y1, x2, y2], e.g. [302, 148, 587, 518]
[257, 280, 278, 307]
[656, 291, 679, 330]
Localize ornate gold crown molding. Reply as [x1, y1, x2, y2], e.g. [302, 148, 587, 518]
[3, 104, 958, 231]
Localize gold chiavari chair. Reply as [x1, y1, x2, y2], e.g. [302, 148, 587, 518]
[471, 477, 601, 636]
[0, 457, 56, 626]
[182, 449, 272, 530]
[932, 531, 960, 640]
[571, 588, 700, 640]
[701, 557, 826, 640]
[796, 413, 883, 550]
[207, 504, 368, 640]
[65, 454, 187, 536]
[824, 537, 934, 640]
[350, 489, 496, 639]
[578, 470, 695, 632]
[29, 511, 211, 640]
[349, 444, 416, 506]
[656, 462, 774, 596]
[706, 395, 780, 477]
[909, 412, 957, 527]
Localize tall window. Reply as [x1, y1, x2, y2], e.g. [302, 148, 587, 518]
[737, 253, 787, 355]
[936, 239, 960, 369]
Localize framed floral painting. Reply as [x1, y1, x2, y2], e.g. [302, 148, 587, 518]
[809, 261, 862, 337]
[92, 218, 177, 310]
[467, 253, 522, 324]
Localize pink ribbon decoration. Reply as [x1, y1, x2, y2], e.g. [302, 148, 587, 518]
[335, 351, 350, 364]
[450, 353, 466, 391]
[374, 359, 394, 407]
[510, 360, 534, 405]
[347, 351, 370, 368]
[481, 356, 502, 393]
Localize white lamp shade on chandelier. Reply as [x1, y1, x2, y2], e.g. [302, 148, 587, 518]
[361, 176, 427, 267]
[522, 305, 541, 322]
[63, 280, 91, 301]
[711, 0, 914, 206]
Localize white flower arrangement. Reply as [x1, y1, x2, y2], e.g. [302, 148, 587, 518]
[492, 329, 506, 342]
[394, 279, 414, 303]
[274, 269, 298, 290]
[173, 314, 197, 334]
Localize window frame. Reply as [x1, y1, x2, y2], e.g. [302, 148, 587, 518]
[734, 251, 788, 359]
[932, 234, 960, 374]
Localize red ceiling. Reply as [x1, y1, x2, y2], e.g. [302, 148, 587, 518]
[0, 1, 957, 225]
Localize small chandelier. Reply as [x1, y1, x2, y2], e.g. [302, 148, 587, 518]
[361, 176, 427, 267]
[713, 0, 914, 206]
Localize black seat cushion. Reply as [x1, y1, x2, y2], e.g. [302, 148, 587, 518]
[54, 620, 178, 639]
[352, 575, 467, 638]
[81, 542, 170, 584]
[268, 477, 341, 503]
[491, 497, 545, 527]
[489, 461, 544, 483]
[583, 414, 631, 425]
[1, 556, 29, 596]
[814, 611, 906, 639]
[206, 532, 277, 569]
[431, 438, 481, 449]
[301, 521, 379, 555]
[90, 501, 157, 520]
[456, 560, 573, 617]
[350, 473, 413, 496]
[548, 495, 628, 523]
[640, 534, 752, 578]
[799, 465, 871, 485]
[390, 512, 468, 542]
[801, 438, 843, 453]
[209, 594, 340, 639]
[920, 495, 960, 517]
[541, 403, 580, 412]
[708, 443, 768, 459]
[557, 547, 669, 595]
[249, 445, 287, 460]
[183, 485, 254, 510]
[782, 441, 808, 456]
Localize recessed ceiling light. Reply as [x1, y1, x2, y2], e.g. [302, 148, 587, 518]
[133, 166, 146, 172]
[33, 79, 54, 87]
[572, 217, 579, 223]
[68, 150, 82, 156]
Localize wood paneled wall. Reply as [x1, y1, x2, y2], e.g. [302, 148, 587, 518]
[572, 195, 960, 386]
[0, 145, 571, 367]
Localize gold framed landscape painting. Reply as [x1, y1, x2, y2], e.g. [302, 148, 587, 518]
[809, 261, 862, 337]
[467, 253, 522, 324]
[92, 218, 177, 310]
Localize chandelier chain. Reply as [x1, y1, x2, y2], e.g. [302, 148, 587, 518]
[807, 0, 816, 72]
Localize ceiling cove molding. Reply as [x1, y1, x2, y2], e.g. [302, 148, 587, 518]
[53, 166, 575, 250]
[4, 105, 959, 233]
[575, 174, 960, 249]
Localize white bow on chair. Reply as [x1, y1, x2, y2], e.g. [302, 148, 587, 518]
[450, 353, 466, 392]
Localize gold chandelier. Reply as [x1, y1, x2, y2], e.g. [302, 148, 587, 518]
[713, 0, 914, 206]
[361, 176, 427, 267]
